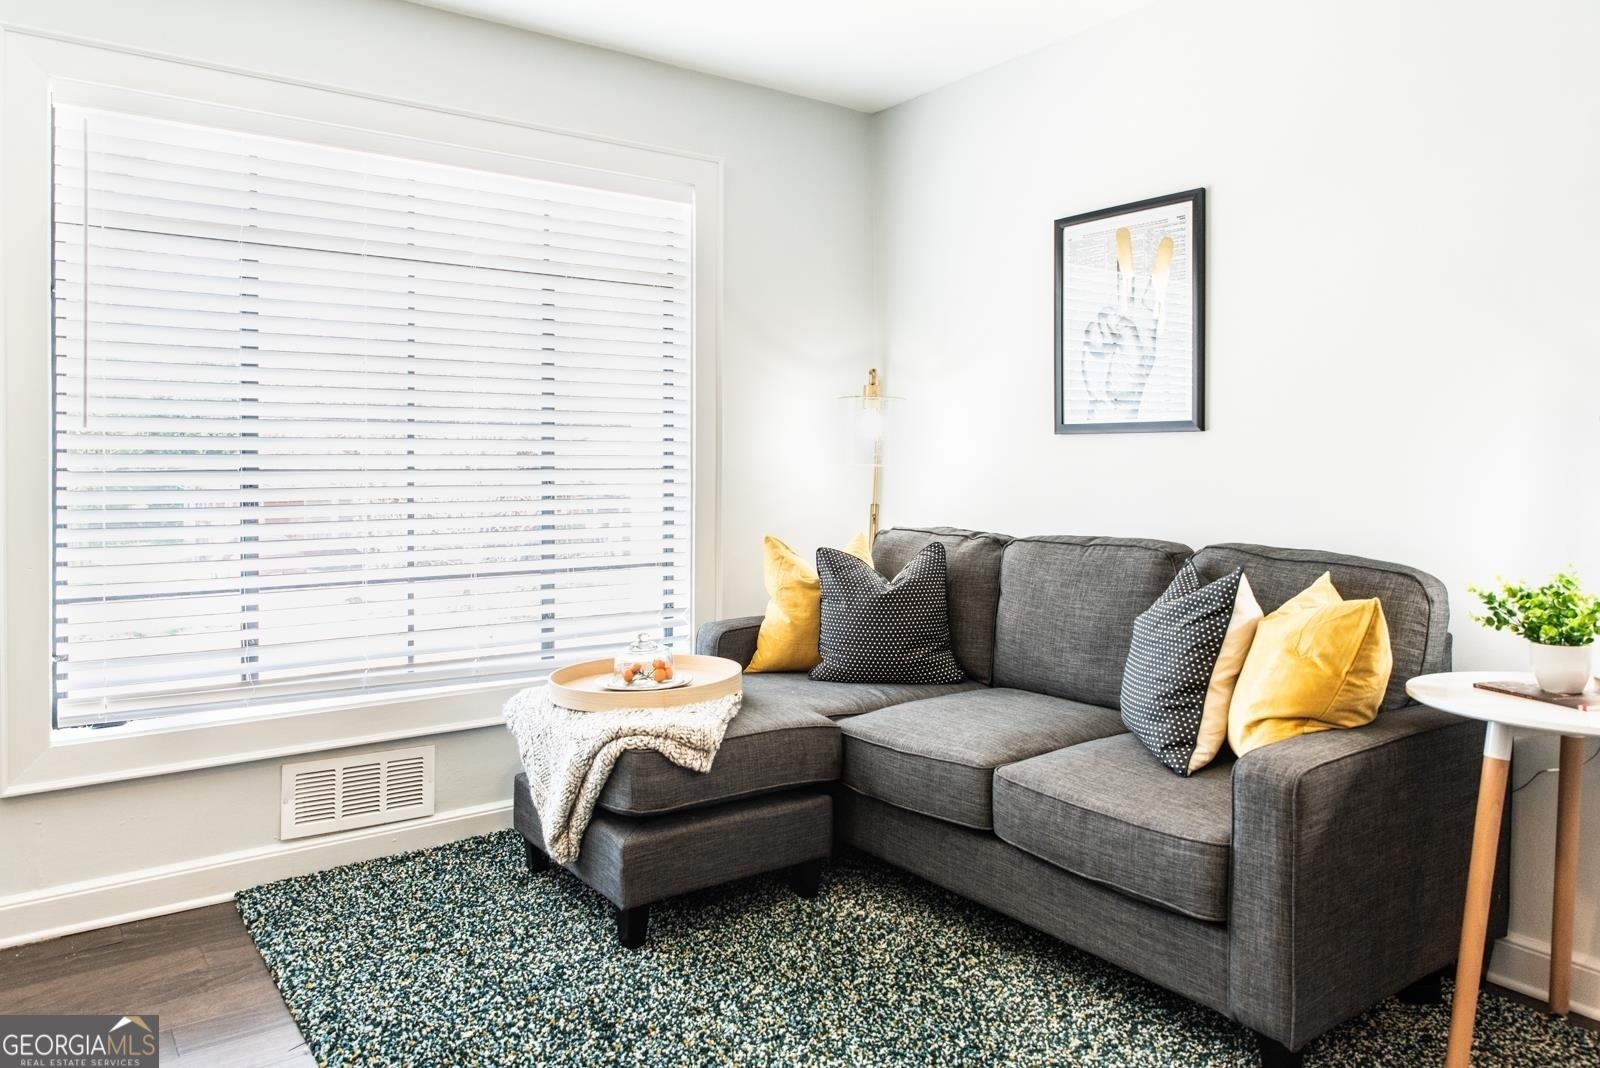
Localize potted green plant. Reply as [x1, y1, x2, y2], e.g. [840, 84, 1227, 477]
[1470, 571, 1600, 694]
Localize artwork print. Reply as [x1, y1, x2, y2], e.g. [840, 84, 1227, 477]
[1054, 189, 1205, 433]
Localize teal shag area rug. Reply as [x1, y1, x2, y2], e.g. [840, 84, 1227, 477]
[237, 831, 1596, 1067]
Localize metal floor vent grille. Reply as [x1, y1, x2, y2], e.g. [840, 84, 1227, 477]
[280, 745, 435, 840]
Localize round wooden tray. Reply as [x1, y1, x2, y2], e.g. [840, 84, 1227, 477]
[547, 654, 743, 712]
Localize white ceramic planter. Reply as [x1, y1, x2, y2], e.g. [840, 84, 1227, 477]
[1529, 641, 1594, 694]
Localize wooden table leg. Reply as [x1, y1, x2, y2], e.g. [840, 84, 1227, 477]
[1549, 735, 1584, 1016]
[1447, 722, 1512, 1068]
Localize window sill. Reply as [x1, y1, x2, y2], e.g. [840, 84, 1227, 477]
[2, 679, 531, 797]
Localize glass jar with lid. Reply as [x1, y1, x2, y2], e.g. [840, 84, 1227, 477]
[614, 633, 675, 686]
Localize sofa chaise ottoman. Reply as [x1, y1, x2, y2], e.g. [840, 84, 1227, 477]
[512, 697, 844, 946]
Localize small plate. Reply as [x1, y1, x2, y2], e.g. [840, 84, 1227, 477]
[599, 671, 694, 693]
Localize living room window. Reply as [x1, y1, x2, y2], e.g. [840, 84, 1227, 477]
[49, 101, 693, 732]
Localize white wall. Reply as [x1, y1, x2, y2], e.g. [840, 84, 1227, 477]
[872, 0, 1600, 1011]
[0, 0, 873, 939]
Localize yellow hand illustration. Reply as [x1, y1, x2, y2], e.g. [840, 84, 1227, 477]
[1082, 227, 1175, 416]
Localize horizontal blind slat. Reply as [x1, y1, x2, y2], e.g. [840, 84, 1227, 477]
[58, 565, 685, 628]
[60, 580, 682, 641]
[53, 233, 689, 307]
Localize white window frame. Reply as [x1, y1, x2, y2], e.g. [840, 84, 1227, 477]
[0, 31, 723, 796]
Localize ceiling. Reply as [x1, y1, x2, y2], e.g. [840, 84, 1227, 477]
[401, 0, 1159, 113]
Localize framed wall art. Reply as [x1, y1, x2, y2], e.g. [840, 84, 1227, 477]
[1054, 188, 1205, 434]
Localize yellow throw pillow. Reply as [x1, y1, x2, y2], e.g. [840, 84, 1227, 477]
[746, 532, 873, 673]
[1227, 572, 1393, 758]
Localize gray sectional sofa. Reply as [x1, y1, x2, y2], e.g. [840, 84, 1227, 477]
[515, 526, 1501, 1067]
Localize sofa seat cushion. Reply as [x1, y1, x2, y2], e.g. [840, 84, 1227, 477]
[737, 671, 983, 720]
[993, 733, 1234, 922]
[839, 689, 1125, 830]
[598, 699, 840, 817]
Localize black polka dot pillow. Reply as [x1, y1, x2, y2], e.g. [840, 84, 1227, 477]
[811, 542, 964, 685]
[1120, 562, 1263, 775]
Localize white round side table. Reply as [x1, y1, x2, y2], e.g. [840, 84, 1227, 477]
[1407, 670, 1600, 1067]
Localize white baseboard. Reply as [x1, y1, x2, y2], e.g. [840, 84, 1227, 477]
[1488, 934, 1600, 1020]
[0, 799, 512, 948]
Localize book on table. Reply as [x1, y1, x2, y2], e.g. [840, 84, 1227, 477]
[1472, 679, 1594, 711]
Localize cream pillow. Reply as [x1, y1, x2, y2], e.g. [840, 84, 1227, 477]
[1191, 572, 1264, 771]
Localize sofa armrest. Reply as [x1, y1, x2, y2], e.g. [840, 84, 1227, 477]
[694, 616, 763, 668]
[1228, 703, 1489, 1050]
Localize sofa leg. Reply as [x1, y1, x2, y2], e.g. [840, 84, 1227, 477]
[616, 904, 649, 949]
[523, 837, 549, 874]
[1397, 967, 1445, 1005]
[1255, 1033, 1303, 1068]
[788, 858, 823, 899]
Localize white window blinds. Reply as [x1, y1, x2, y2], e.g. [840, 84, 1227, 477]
[51, 102, 693, 729]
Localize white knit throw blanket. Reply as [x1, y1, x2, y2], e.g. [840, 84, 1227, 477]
[503, 685, 743, 865]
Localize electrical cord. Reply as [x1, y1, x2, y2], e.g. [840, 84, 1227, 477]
[1511, 740, 1600, 794]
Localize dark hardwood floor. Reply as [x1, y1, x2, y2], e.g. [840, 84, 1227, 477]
[2, 903, 1595, 1067]
[0, 904, 313, 1067]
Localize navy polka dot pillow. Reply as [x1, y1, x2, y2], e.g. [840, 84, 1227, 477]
[1120, 562, 1261, 776]
[811, 542, 964, 685]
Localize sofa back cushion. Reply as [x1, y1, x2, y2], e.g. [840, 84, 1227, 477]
[992, 536, 1192, 707]
[1190, 543, 1450, 712]
[873, 526, 1012, 685]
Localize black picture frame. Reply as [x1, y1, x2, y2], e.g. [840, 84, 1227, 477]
[1054, 188, 1205, 434]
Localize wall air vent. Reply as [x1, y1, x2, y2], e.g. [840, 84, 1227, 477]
[280, 745, 435, 840]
